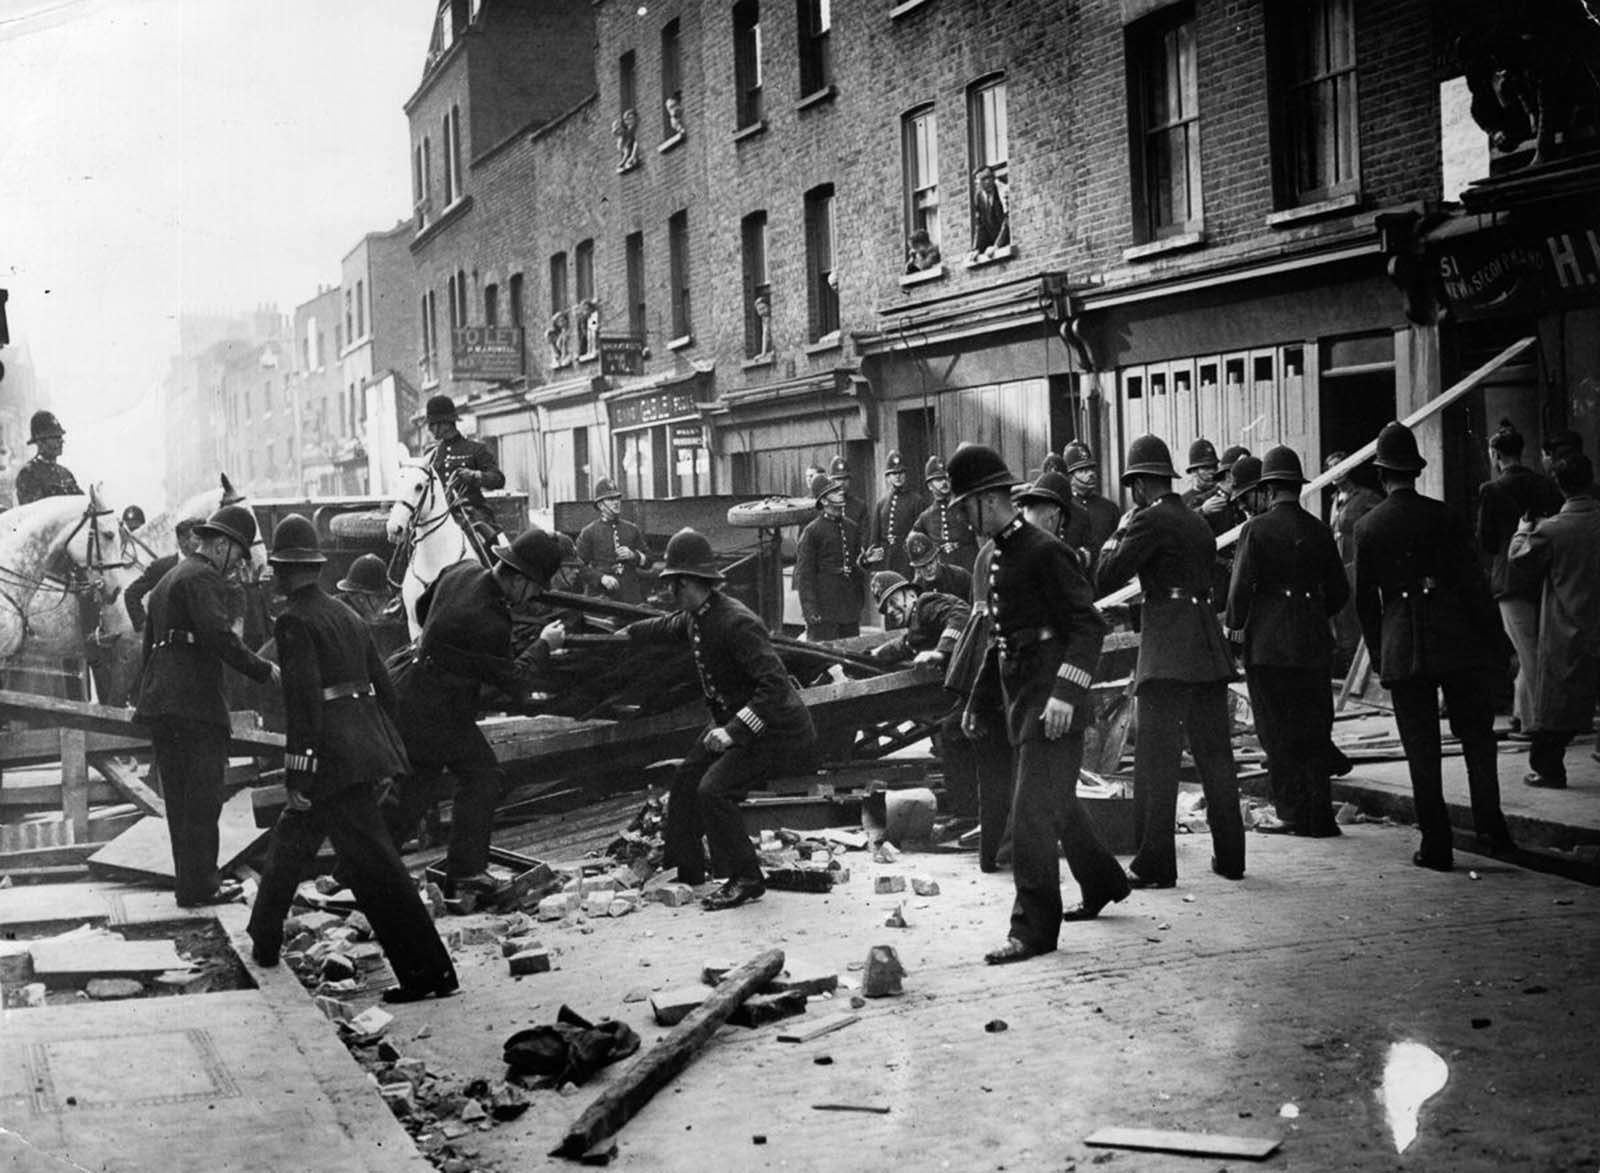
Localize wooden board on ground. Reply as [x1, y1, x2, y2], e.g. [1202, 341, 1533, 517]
[29, 932, 192, 982]
[86, 790, 266, 886]
[1084, 1127, 1281, 1160]
[0, 727, 148, 769]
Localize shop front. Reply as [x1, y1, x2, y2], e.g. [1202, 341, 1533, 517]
[603, 367, 716, 500]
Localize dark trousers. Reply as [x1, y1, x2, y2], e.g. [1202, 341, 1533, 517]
[935, 707, 981, 817]
[1530, 730, 1575, 783]
[1247, 665, 1336, 833]
[1008, 731, 1128, 952]
[1389, 670, 1509, 861]
[961, 731, 1014, 869]
[149, 717, 230, 904]
[248, 783, 455, 989]
[390, 711, 503, 878]
[804, 619, 859, 642]
[1131, 679, 1246, 882]
[665, 731, 817, 884]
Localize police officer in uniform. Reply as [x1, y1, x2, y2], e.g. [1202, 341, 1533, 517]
[863, 451, 929, 579]
[905, 531, 973, 599]
[125, 517, 202, 630]
[951, 445, 1129, 965]
[1098, 435, 1246, 888]
[576, 478, 652, 603]
[1353, 422, 1515, 870]
[870, 571, 980, 818]
[1015, 471, 1093, 569]
[134, 504, 279, 907]
[621, 529, 818, 910]
[246, 516, 457, 1003]
[826, 454, 871, 538]
[795, 472, 866, 640]
[1224, 447, 1349, 836]
[336, 552, 410, 660]
[424, 394, 505, 540]
[15, 410, 82, 504]
[913, 455, 981, 575]
[1181, 438, 1222, 511]
[386, 529, 568, 895]
[1063, 441, 1121, 557]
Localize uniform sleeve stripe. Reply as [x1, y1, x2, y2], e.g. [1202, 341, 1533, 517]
[1055, 663, 1092, 690]
[940, 625, 964, 642]
[1225, 627, 1245, 644]
[736, 706, 766, 733]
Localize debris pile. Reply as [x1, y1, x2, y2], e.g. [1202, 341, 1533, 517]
[2, 922, 221, 1006]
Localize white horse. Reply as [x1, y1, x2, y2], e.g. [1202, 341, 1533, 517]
[384, 461, 486, 639]
[138, 474, 267, 578]
[0, 490, 142, 701]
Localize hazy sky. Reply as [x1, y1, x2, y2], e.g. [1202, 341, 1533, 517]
[0, 0, 439, 505]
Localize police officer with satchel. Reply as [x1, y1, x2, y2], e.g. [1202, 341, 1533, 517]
[913, 455, 980, 575]
[620, 529, 818, 911]
[1353, 422, 1515, 870]
[245, 516, 458, 1004]
[386, 528, 568, 899]
[134, 505, 280, 907]
[424, 394, 505, 540]
[1224, 446, 1349, 837]
[1098, 435, 1246, 889]
[576, 478, 652, 604]
[951, 445, 1129, 966]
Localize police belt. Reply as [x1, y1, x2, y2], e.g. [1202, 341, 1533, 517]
[152, 629, 198, 651]
[1258, 585, 1322, 600]
[321, 680, 376, 702]
[1153, 587, 1210, 605]
[997, 626, 1057, 658]
[1384, 576, 1441, 604]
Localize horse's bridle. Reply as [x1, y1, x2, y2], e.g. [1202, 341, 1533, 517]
[0, 500, 128, 645]
[388, 467, 469, 588]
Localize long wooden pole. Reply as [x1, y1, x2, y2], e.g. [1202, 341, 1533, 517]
[551, 947, 785, 1160]
[1094, 335, 1537, 608]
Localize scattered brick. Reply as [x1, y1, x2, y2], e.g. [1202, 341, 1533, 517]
[508, 948, 552, 976]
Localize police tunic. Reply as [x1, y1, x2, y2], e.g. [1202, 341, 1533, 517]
[14, 457, 82, 505]
[576, 515, 652, 604]
[913, 499, 980, 574]
[867, 486, 929, 579]
[912, 562, 973, 601]
[795, 512, 866, 629]
[427, 433, 505, 525]
[872, 591, 970, 665]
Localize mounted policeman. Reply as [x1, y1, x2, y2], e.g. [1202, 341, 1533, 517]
[424, 394, 505, 545]
[15, 410, 82, 505]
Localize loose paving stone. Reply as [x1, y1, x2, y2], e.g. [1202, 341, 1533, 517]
[650, 985, 709, 1026]
[508, 948, 552, 976]
[85, 978, 144, 999]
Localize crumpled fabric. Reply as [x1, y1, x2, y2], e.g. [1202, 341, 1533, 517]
[502, 1004, 641, 1086]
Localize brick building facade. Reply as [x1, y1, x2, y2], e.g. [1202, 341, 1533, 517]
[392, 0, 1577, 520]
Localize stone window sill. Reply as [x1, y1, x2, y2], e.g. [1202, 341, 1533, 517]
[891, 0, 933, 18]
[657, 131, 686, 155]
[797, 86, 836, 112]
[733, 120, 767, 144]
[667, 334, 695, 352]
[1122, 231, 1206, 262]
[741, 354, 776, 370]
[1266, 192, 1362, 229]
[962, 245, 1015, 270]
[549, 358, 574, 372]
[804, 334, 842, 356]
[900, 265, 945, 288]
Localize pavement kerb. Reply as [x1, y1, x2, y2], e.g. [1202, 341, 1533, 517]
[215, 902, 435, 1172]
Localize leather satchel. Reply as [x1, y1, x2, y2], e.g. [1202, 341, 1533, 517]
[943, 606, 992, 696]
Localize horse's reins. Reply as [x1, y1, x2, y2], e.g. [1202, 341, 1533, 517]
[387, 467, 490, 590]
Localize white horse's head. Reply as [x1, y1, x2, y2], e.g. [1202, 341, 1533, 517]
[386, 460, 441, 545]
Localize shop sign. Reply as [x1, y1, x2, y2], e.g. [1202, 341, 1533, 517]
[611, 387, 698, 429]
[671, 423, 704, 447]
[599, 334, 646, 377]
[451, 326, 524, 381]
[1434, 217, 1600, 318]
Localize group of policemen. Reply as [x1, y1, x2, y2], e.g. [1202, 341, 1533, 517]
[110, 374, 1577, 983]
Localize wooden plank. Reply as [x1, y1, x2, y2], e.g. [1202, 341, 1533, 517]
[0, 727, 148, 768]
[60, 729, 89, 843]
[0, 689, 283, 755]
[86, 790, 265, 885]
[89, 755, 164, 817]
[777, 1013, 860, 1044]
[1084, 1127, 1281, 1160]
[0, 843, 100, 870]
[0, 778, 121, 808]
[552, 948, 785, 1159]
